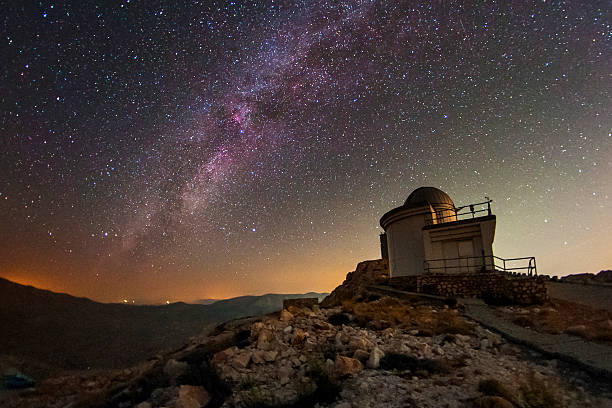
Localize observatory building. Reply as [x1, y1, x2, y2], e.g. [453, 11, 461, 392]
[380, 187, 496, 277]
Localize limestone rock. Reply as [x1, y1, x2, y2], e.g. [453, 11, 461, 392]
[334, 356, 363, 377]
[313, 320, 334, 331]
[264, 350, 278, 362]
[232, 350, 252, 369]
[366, 347, 385, 369]
[177, 385, 210, 408]
[280, 309, 294, 322]
[252, 349, 266, 364]
[277, 365, 294, 385]
[250, 321, 265, 338]
[257, 328, 275, 350]
[212, 346, 238, 365]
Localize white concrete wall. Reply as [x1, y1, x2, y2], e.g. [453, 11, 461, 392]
[387, 213, 428, 277]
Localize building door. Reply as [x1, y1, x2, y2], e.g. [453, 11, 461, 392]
[442, 241, 459, 273]
[458, 240, 474, 273]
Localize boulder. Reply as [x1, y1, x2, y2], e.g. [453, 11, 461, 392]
[277, 365, 294, 385]
[280, 309, 294, 322]
[177, 385, 210, 408]
[334, 356, 363, 377]
[212, 346, 238, 365]
[257, 328, 275, 350]
[232, 350, 252, 369]
[251, 350, 266, 364]
[263, 350, 278, 362]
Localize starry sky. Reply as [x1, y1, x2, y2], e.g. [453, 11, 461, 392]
[1, 1, 610, 304]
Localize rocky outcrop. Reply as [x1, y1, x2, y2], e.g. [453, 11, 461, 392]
[560, 270, 612, 285]
[321, 259, 389, 307]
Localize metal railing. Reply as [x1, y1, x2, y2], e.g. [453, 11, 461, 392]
[423, 255, 537, 276]
[425, 199, 493, 226]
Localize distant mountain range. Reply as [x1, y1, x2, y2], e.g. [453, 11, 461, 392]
[194, 298, 219, 305]
[0, 277, 326, 377]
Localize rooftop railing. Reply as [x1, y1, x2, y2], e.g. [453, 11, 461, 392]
[423, 255, 537, 276]
[425, 198, 493, 226]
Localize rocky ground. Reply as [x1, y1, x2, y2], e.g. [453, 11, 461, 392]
[3, 295, 611, 408]
[494, 299, 612, 346]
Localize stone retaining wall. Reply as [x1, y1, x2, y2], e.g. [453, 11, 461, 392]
[389, 272, 548, 305]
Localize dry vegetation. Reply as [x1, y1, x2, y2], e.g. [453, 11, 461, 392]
[478, 373, 566, 408]
[340, 296, 474, 336]
[495, 298, 612, 345]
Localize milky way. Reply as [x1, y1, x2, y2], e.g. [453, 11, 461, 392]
[1, 1, 610, 303]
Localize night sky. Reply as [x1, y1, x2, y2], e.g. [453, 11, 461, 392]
[1, 1, 610, 303]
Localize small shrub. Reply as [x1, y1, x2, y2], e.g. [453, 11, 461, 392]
[316, 343, 337, 362]
[239, 385, 277, 408]
[240, 375, 257, 390]
[235, 329, 252, 349]
[433, 311, 473, 335]
[478, 378, 516, 403]
[441, 334, 456, 345]
[177, 362, 231, 405]
[292, 364, 340, 407]
[513, 316, 534, 328]
[378, 353, 448, 375]
[482, 293, 514, 306]
[328, 313, 351, 326]
[443, 297, 458, 309]
[518, 373, 562, 408]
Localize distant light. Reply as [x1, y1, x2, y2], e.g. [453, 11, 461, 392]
[122, 299, 128, 303]
[166, 300, 170, 304]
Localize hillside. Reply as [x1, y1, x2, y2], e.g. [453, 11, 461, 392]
[0, 277, 326, 376]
